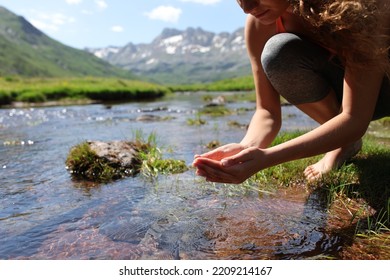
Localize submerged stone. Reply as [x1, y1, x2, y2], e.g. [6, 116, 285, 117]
[136, 114, 162, 122]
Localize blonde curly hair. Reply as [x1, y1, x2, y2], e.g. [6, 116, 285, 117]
[289, 0, 390, 73]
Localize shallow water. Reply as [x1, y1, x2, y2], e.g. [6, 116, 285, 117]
[0, 91, 355, 260]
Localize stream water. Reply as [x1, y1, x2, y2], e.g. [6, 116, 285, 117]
[0, 92, 361, 259]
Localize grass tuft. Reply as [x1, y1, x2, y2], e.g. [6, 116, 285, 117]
[136, 131, 189, 180]
[65, 142, 121, 182]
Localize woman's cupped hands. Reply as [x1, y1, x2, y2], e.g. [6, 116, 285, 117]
[192, 143, 265, 184]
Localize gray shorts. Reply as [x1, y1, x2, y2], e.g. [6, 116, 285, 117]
[261, 33, 390, 120]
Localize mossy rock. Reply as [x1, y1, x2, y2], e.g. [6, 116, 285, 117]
[66, 141, 147, 182]
[66, 140, 188, 182]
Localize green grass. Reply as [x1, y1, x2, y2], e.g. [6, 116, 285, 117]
[253, 132, 390, 228]
[199, 105, 234, 117]
[187, 113, 207, 126]
[275, 133, 390, 257]
[0, 75, 292, 107]
[169, 75, 255, 92]
[136, 131, 189, 180]
[0, 76, 170, 105]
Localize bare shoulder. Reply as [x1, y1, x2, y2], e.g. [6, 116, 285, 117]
[245, 16, 276, 59]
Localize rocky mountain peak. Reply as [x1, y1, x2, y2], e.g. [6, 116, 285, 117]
[87, 26, 250, 84]
[157, 28, 183, 40]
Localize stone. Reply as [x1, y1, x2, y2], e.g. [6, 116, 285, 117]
[136, 114, 162, 122]
[205, 95, 226, 107]
[88, 140, 141, 168]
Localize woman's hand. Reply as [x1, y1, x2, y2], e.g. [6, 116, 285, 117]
[193, 146, 265, 184]
[194, 143, 246, 162]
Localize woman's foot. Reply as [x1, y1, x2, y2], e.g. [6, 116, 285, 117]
[304, 139, 363, 181]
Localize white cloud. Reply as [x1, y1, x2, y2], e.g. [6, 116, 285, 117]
[30, 19, 59, 32]
[95, 0, 108, 10]
[29, 11, 76, 33]
[49, 13, 76, 25]
[81, 10, 94, 15]
[111, 25, 124, 33]
[144, 6, 182, 23]
[65, 0, 83, 5]
[179, 0, 221, 4]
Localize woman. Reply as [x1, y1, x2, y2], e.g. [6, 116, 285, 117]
[192, 0, 390, 183]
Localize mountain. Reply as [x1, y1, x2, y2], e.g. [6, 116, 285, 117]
[0, 6, 135, 79]
[86, 27, 252, 84]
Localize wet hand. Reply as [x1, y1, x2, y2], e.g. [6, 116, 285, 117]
[193, 147, 264, 184]
[193, 143, 245, 162]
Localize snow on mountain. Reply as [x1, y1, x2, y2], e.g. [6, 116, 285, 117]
[86, 27, 250, 84]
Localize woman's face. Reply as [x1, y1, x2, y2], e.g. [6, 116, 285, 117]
[236, 0, 290, 24]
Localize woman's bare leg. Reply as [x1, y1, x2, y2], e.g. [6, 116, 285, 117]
[261, 33, 363, 180]
[296, 91, 362, 180]
[303, 139, 362, 180]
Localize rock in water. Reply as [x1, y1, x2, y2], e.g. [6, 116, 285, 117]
[66, 140, 147, 182]
[88, 141, 140, 167]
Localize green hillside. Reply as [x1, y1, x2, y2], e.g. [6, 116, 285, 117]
[0, 6, 134, 79]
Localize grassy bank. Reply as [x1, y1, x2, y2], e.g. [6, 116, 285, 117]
[0, 76, 170, 106]
[0, 75, 257, 107]
[168, 75, 255, 92]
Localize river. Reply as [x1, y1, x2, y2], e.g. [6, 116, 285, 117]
[0, 91, 361, 259]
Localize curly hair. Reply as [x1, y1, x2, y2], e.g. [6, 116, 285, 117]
[288, 0, 390, 73]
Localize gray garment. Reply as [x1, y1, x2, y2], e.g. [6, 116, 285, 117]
[261, 33, 390, 120]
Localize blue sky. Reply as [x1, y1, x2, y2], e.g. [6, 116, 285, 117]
[0, 0, 247, 49]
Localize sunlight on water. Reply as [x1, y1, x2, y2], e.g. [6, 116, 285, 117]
[0, 92, 357, 260]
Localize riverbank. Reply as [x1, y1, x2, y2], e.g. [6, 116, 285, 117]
[252, 131, 390, 259]
[0, 75, 260, 107]
[0, 77, 170, 106]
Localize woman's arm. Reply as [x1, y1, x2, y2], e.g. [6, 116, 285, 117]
[241, 15, 282, 149]
[257, 65, 384, 167]
[193, 16, 282, 163]
[194, 64, 384, 184]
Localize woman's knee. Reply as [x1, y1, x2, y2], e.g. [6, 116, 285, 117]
[261, 33, 304, 77]
[261, 33, 332, 104]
